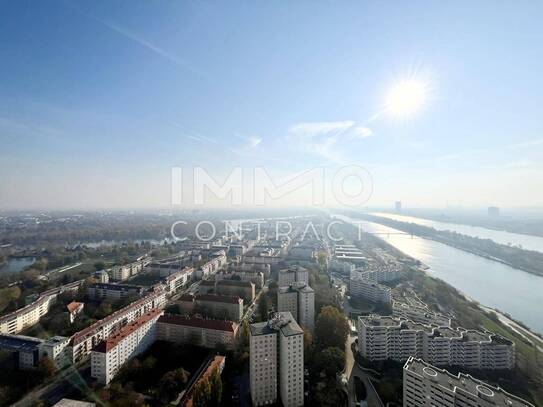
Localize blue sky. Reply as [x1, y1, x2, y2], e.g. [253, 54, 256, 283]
[1, 1, 543, 209]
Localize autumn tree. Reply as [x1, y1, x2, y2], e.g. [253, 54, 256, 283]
[315, 306, 349, 349]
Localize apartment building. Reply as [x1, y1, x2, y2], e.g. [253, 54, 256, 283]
[229, 262, 271, 279]
[40, 336, 71, 370]
[392, 301, 451, 327]
[0, 280, 83, 334]
[351, 265, 403, 283]
[87, 283, 145, 301]
[0, 334, 43, 369]
[91, 309, 163, 385]
[278, 266, 309, 287]
[250, 312, 304, 407]
[358, 316, 515, 370]
[194, 251, 227, 280]
[349, 276, 392, 304]
[176, 293, 244, 322]
[277, 282, 315, 332]
[157, 314, 239, 350]
[110, 259, 148, 282]
[164, 267, 193, 294]
[69, 290, 166, 363]
[215, 270, 265, 289]
[216, 280, 255, 302]
[403, 357, 534, 407]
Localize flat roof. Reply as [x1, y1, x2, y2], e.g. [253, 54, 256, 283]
[157, 314, 238, 332]
[404, 357, 534, 407]
[0, 334, 43, 352]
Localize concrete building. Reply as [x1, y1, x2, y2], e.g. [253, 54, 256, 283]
[277, 282, 315, 332]
[216, 280, 255, 302]
[157, 314, 239, 350]
[40, 336, 71, 370]
[176, 294, 244, 322]
[87, 283, 145, 301]
[349, 276, 391, 304]
[69, 290, 166, 363]
[109, 259, 148, 282]
[358, 316, 515, 370]
[164, 267, 193, 294]
[278, 266, 309, 287]
[94, 270, 109, 283]
[215, 270, 265, 289]
[250, 312, 304, 407]
[0, 333, 43, 369]
[403, 357, 534, 407]
[0, 280, 83, 334]
[52, 399, 96, 407]
[392, 301, 451, 327]
[91, 309, 163, 385]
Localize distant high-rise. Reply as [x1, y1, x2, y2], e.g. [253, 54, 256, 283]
[395, 201, 402, 212]
[250, 312, 304, 407]
[488, 206, 500, 217]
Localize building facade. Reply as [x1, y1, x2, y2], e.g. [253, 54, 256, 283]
[277, 282, 315, 333]
[87, 283, 145, 301]
[278, 266, 309, 287]
[91, 309, 163, 385]
[216, 280, 255, 302]
[250, 312, 304, 407]
[358, 316, 515, 370]
[349, 276, 391, 304]
[176, 294, 244, 322]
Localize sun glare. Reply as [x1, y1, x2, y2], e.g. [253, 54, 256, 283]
[386, 79, 428, 118]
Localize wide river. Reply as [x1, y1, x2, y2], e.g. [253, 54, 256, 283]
[336, 215, 543, 334]
[371, 212, 543, 253]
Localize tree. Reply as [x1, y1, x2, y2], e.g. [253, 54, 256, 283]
[315, 306, 349, 349]
[192, 378, 212, 407]
[93, 261, 105, 271]
[209, 370, 223, 407]
[315, 347, 345, 378]
[158, 368, 189, 403]
[38, 356, 56, 379]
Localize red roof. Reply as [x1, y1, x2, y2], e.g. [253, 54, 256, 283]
[67, 301, 83, 314]
[158, 314, 238, 332]
[93, 308, 163, 353]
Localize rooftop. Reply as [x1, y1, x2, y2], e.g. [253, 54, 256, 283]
[250, 312, 303, 337]
[0, 333, 43, 352]
[157, 314, 238, 332]
[93, 309, 163, 353]
[404, 357, 534, 407]
[216, 280, 254, 288]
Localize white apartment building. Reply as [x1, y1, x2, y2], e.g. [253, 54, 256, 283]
[250, 312, 304, 407]
[403, 357, 534, 407]
[0, 280, 83, 334]
[278, 266, 309, 287]
[91, 308, 163, 385]
[109, 259, 149, 282]
[358, 316, 515, 370]
[215, 270, 265, 288]
[156, 314, 239, 350]
[349, 276, 391, 304]
[277, 282, 315, 333]
[392, 301, 451, 327]
[69, 290, 166, 363]
[164, 267, 193, 294]
[350, 265, 403, 284]
[39, 336, 71, 370]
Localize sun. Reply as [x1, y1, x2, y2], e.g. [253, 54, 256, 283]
[385, 79, 428, 118]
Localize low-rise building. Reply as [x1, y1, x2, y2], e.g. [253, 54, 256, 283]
[358, 315, 515, 370]
[216, 280, 255, 302]
[215, 270, 265, 289]
[91, 309, 163, 385]
[176, 294, 244, 322]
[403, 356, 534, 407]
[157, 314, 239, 350]
[67, 301, 84, 324]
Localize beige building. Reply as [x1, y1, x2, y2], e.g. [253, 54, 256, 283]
[403, 357, 534, 407]
[216, 280, 255, 302]
[157, 314, 239, 350]
[278, 266, 308, 287]
[250, 312, 304, 407]
[176, 294, 244, 322]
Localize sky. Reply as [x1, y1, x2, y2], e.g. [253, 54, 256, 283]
[1, 0, 543, 210]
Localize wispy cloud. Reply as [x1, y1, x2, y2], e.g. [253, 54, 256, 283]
[85, 14, 202, 77]
[287, 120, 373, 162]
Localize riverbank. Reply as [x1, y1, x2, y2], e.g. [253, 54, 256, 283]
[357, 213, 543, 278]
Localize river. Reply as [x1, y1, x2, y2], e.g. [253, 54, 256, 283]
[371, 212, 543, 253]
[0, 257, 36, 274]
[336, 215, 543, 334]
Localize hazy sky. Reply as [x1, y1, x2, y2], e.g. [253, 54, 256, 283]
[1, 1, 543, 210]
